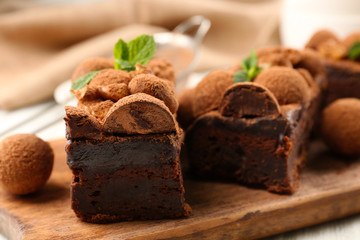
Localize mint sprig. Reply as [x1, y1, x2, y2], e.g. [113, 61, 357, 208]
[114, 34, 156, 71]
[71, 70, 101, 90]
[348, 41, 360, 60]
[71, 34, 156, 90]
[233, 50, 262, 83]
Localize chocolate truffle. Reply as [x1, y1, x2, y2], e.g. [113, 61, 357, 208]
[103, 93, 176, 135]
[72, 57, 113, 82]
[254, 66, 310, 105]
[0, 134, 54, 195]
[219, 82, 280, 118]
[128, 74, 178, 114]
[193, 70, 233, 117]
[98, 83, 129, 102]
[89, 69, 131, 87]
[305, 30, 346, 59]
[146, 59, 176, 84]
[342, 32, 360, 52]
[305, 30, 340, 49]
[321, 98, 360, 156]
[256, 47, 302, 68]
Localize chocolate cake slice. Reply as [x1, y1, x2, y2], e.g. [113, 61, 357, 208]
[65, 53, 191, 222]
[305, 30, 360, 105]
[179, 48, 324, 193]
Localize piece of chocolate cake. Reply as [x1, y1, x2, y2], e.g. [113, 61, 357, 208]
[305, 30, 360, 105]
[65, 50, 191, 222]
[179, 48, 324, 193]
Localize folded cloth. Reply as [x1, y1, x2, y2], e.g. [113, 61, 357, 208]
[0, 0, 281, 110]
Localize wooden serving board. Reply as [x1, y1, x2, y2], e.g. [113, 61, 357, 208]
[1, 139, 360, 240]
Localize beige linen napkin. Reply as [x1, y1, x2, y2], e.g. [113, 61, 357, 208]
[0, 0, 281, 110]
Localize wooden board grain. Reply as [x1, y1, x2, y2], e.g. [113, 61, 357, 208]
[1, 139, 360, 240]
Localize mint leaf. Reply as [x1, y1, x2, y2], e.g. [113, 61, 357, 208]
[233, 50, 262, 83]
[128, 35, 156, 65]
[115, 59, 135, 71]
[114, 39, 129, 69]
[233, 70, 250, 83]
[71, 70, 101, 90]
[248, 66, 263, 80]
[113, 34, 156, 71]
[348, 41, 360, 60]
[241, 50, 257, 70]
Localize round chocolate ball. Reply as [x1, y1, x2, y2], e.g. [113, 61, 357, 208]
[254, 66, 310, 105]
[321, 98, 360, 156]
[0, 134, 54, 195]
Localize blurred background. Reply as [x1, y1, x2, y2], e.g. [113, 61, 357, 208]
[1, 0, 360, 112]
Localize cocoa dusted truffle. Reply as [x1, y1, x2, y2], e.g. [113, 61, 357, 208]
[103, 93, 176, 135]
[305, 30, 346, 59]
[254, 66, 310, 105]
[219, 82, 280, 118]
[98, 83, 129, 102]
[0, 134, 54, 195]
[89, 69, 131, 87]
[146, 58, 176, 84]
[71, 57, 113, 82]
[343, 32, 360, 52]
[193, 70, 234, 117]
[128, 74, 178, 114]
[256, 47, 302, 68]
[321, 98, 360, 156]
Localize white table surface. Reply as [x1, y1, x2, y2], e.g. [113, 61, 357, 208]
[1, 74, 360, 239]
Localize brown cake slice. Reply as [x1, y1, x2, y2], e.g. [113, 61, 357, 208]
[179, 47, 324, 193]
[305, 30, 360, 105]
[65, 58, 191, 223]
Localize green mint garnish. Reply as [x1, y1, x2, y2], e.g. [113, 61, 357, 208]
[233, 70, 249, 83]
[114, 34, 156, 71]
[348, 41, 360, 60]
[233, 50, 262, 83]
[71, 70, 101, 90]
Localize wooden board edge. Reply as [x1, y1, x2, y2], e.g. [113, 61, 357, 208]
[125, 188, 360, 240]
[0, 207, 24, 240]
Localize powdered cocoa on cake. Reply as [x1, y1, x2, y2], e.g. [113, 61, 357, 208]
[78, 99, 114, 121]
[71, 57, 113, 82]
